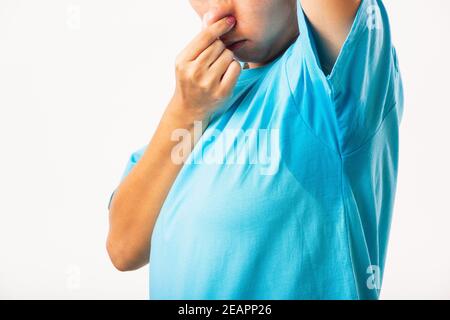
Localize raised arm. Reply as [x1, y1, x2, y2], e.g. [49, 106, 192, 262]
[300, 0, 361, 74]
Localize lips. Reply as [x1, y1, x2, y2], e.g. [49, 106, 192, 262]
[223, 39, 241, 46]
[222, 37, 244, 46]
[225, 40, 246, 50]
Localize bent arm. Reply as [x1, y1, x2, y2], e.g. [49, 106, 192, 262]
[107, 97, 208, 271]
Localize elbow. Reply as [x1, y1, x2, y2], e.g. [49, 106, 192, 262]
[106, 237, 142, 272]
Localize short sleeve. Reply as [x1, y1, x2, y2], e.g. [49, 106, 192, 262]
[120, 145, 147, 181]
[107, 145, 147, 210]
[286, 0, 404, 154]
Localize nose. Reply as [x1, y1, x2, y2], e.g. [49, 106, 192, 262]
[204, 0, 234, 22]
[201, 0, 238, 43]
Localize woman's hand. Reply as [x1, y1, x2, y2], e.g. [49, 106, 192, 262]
[170, 15, 242, 124]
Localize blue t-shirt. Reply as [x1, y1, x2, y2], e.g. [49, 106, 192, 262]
[114, 0, 403, 299]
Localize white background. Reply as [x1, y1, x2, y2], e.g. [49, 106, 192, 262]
[0, 0, 449, 299]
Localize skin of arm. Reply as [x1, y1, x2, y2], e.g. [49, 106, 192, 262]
[300, 0, 362, 74]
[106, 102, 206, 271]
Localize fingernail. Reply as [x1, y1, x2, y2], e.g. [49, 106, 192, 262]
[226, 16, 236, 25]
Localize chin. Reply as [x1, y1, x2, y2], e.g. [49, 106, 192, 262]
[233, 45, 266, 65]
[234, 53, 268, 68]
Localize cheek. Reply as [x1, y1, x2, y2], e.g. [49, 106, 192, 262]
[239, 5, 280, 39]
[244, 19, 277, 47]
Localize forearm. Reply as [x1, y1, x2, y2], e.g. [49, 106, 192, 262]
[107, 96, 209, 271]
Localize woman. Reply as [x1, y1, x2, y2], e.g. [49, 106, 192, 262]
[107, 0, 403, 299]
